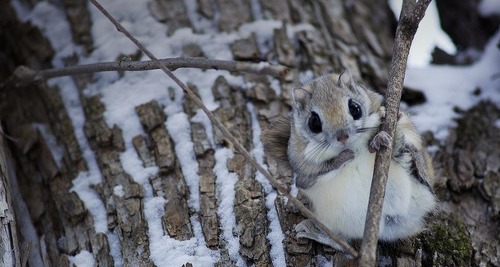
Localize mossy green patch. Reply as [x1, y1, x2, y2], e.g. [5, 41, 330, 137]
[422, 219, 473, 266]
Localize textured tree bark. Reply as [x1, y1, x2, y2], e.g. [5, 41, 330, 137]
[0, 130, 21, 267]
[0, 0, 499, 266]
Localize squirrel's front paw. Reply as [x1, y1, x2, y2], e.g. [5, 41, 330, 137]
[338, 149, 355, 162]
[369, 131, 392, 153]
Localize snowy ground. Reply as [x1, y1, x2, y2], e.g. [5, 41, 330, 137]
[406, 32, 500, 141]
[10, 0, 500, 266]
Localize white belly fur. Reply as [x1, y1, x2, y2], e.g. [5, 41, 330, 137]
[302, 150, 436, 240]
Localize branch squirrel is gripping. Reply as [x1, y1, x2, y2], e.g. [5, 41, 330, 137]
[263, 72, 436, 250]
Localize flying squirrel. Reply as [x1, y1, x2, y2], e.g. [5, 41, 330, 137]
[262, 72, 436, 250]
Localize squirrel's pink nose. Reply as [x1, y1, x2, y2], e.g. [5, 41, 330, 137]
[337, 133, 349, 144]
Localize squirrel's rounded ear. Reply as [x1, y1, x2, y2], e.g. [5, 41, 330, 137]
[293, 88, 311, 110]
[338, 70, 355, 91]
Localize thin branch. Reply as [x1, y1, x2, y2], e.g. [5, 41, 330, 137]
[358, 0, 432, 266]
[89, 0, 359, 258]
[13, 57, 289, 82]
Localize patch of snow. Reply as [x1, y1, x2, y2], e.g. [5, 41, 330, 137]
[191, 111, 216, 148]
[316, 254, 334, 267]
[495, 119, 500, 129]
[145, 196, 218, 266]
[16, 1, 83, 67]
[70, 172, 107, 232]
[389, 0, 456, 67]
[290, 180, 299, 198]
[406, 31, 500, 140]
[250, 0, 263, 21]
[247, 103, 286, 266]
[286, 23, 316, 39]
[34, 123, 64, 168]
[184, 0, 217, 34]
[479, 0, 500, 16]
[427, 145, 439, 154]
[68, 250, 96, 267]
[166, 112, 200, 211]
[113, 185, 125, 197]
[378, 255, 392, 267]
[10, 0, 30, 20]
[270, 77, 282, 96]
[166, 68, 222, 113]
[214, 148, 245, 266]
[114, 109, 218, 267]
[299, 70, 315, 85]
[223, 73, 248, 90]
[240, 20, 282, 56]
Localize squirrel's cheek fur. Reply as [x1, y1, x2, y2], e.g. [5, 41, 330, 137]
[303, 141, 340, 163]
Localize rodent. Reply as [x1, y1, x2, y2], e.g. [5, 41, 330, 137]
[263, 72, 436, 249]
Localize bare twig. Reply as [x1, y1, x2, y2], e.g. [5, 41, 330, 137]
[13, 57, 289, 82]
[89, 0, 359, 258]
[358, 0, 432, 266]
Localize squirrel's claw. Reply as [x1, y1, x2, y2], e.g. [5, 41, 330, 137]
[379, 106, 386, 118]
[369, 131, 392, 153]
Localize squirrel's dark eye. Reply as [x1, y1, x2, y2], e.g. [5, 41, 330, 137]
[308, 112, 322, 133]
[348, 99, 362, 120]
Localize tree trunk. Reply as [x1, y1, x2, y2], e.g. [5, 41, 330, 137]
[0, 0, 498, 266]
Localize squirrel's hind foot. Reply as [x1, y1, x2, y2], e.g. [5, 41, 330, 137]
[294, 219, 352, 258]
